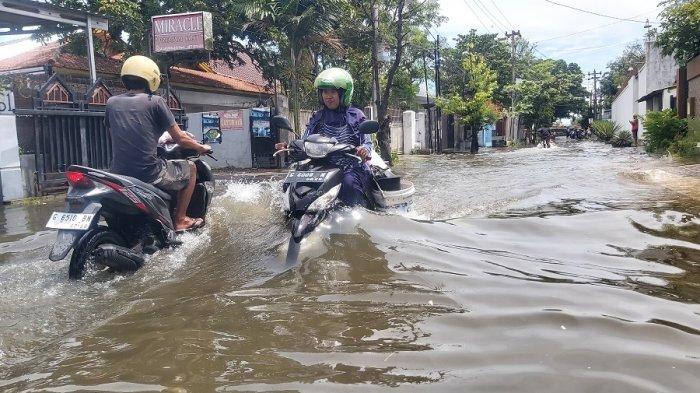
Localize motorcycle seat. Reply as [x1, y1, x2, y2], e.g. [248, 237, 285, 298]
[119, 175, 172, 201]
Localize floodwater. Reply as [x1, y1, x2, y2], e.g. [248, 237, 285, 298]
[0, 140, 698, 392]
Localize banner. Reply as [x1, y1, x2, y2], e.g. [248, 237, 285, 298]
[219, 110, 244, 132]
[202, 114, 222, 144]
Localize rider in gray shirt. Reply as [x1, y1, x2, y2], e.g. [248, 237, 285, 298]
[106, 56, 211, 231]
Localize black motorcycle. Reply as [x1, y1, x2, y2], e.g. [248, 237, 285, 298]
[46, 144, 215, 279]
[272, 116, 396, 263]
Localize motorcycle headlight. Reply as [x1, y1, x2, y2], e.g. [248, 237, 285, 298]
[304, 141, 333, 158]
[308, 184, 341, 211]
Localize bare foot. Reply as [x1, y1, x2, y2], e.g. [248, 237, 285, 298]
[175, 217, 203, 232]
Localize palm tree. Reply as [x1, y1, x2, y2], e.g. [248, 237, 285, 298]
[233, 0, 346, 132]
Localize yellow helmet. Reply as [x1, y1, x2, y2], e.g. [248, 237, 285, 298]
[121, 55, 161, 92]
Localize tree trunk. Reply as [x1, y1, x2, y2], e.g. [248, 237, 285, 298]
[470, 123, 480, 154]
[290, 45, 301, 134]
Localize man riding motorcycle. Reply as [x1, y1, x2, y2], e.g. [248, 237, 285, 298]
[275, 68, 373, 207]
[106, 55, 211, 231]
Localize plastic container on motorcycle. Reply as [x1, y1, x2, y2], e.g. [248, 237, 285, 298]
[372, 180, 415, 212]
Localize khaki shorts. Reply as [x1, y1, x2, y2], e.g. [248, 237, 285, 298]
[151, 159, 191, 191]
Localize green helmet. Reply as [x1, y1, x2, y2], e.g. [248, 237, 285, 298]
[314, 67, 354, 107]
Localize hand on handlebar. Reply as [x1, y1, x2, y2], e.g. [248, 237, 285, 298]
[356, 147, 370, 161]
[198, 144, 213, 155]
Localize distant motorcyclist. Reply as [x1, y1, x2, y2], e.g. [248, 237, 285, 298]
[538, 127, 551, 148]
[106, 55, 211, 231]
[276, 68, 372, 207]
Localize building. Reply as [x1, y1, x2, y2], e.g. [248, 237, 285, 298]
[0, 42, 281, 199]
[611, 36, 679, 137]
[687, 54, 700, 118]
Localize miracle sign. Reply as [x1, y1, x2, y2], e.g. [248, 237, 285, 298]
[152, 12, 213, 53]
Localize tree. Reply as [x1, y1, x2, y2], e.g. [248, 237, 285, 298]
[600, 42, 646, 110]
[442, 30, 534, 107]
[348, 0, 441, 164]
[437, 53, 499, 153]
[233, 0, 346, 133]
[509, 58, 586, 130]
[656, 0, 700, 65]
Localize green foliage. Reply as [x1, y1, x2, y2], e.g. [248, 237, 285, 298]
[643, 109, 688, 153]
[591, 120, 621, 142]
[437, 53, 499, 128]
[611, 130, 633, 148]
[508, 59, 586, 128]
[656, 0, 700, 64]
[668, 117, 700, 157]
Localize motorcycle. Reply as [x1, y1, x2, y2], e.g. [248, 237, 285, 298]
[272, 115, 414, 263]
[46, 142, 215, 279]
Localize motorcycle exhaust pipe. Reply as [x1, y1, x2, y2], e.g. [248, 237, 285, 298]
[94, 245, 145, 272]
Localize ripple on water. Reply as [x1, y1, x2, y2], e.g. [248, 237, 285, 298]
[0, 142, 699, 392]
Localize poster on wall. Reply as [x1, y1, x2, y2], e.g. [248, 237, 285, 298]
[251, 118, 271, 138]
[202, 114, 222, 144]
[219, 110, 244, 132]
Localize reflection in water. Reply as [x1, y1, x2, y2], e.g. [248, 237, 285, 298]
[0, 140, 699, 392]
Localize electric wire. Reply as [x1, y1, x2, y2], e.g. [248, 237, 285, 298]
[543, 0, 653, 24]
[462, 0, 493, 33]
[490, 0, 514, 29]
[533, 8, 658, 44]
[473, 0, 510, 32]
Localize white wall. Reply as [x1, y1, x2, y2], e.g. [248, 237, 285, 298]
[0, 115, 25, 201]
[611, 81, 635, 131]
[187, 111, 253, 169]
[637, 66, 647, 137]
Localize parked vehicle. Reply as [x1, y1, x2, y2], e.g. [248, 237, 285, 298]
[46, 142, 215, 279]
[272, 116, 414, 263]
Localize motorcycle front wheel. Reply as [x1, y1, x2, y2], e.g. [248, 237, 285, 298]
[68, 229, 126, 279]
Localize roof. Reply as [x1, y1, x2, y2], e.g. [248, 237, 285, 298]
[637, 87, 670, 103]
[0, 42, 271, 95]
[0, 0, 109, 31]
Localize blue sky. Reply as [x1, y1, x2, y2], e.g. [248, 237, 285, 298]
[436, 0, 662, 91]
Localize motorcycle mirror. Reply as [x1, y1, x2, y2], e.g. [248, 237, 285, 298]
[271, 115, 294, 133]
[358, 120, 380, 134]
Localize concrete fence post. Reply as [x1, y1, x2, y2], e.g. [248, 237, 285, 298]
[402, 110, 416, 154]
[415, 112, 426, 150]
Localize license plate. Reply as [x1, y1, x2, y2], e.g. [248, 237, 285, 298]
[46, 212, 96, 230]
[284, 171, 327, 183]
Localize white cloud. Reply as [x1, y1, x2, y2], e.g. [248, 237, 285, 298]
[436, 0, 661, 79]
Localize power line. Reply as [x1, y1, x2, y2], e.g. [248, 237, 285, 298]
[462, 0, 493, 33]
[490, 0, 514, 29]
[543, 0, 651, 24]
[473, 0, 509, 32]
[533, 8, 658, 44]
[547, 41, 628, 55]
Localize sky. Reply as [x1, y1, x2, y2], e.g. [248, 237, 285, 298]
[1, 0, 661, 91]
[436, 0, 662, 91]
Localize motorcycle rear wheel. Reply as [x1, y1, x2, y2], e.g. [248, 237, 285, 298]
[68, 229, 126, 279]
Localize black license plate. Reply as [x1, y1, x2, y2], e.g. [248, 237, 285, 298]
[284, 171, 327, 183]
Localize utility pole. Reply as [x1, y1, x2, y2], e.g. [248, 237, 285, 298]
[371, 2, 380, 120]
[422, 51, 433, 150]
[505, 30, 521, 142]
[588, 69, 602, 120]
[434, 34, 442, 152]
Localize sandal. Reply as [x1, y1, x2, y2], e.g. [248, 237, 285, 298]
[175, 217, 204, 233]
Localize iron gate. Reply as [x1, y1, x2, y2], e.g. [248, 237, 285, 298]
[21, 110, 111, 193]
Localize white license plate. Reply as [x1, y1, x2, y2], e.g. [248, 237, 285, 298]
[46, 212, 95, 230]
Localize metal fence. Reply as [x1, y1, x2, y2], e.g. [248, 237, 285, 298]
[18, 109, 111, 193]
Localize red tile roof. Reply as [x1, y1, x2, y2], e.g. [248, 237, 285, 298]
[0, 42, 271, 95]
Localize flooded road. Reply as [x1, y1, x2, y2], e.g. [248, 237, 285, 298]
[1, 140, 698, 392]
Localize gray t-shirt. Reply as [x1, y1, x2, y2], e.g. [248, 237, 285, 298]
[105, 93, 176, 182]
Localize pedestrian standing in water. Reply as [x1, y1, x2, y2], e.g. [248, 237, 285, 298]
[629, 114, 639, 146]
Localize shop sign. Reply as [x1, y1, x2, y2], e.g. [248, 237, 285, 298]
[219, 110, 244, 132]
[152, 12, 213, 53]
